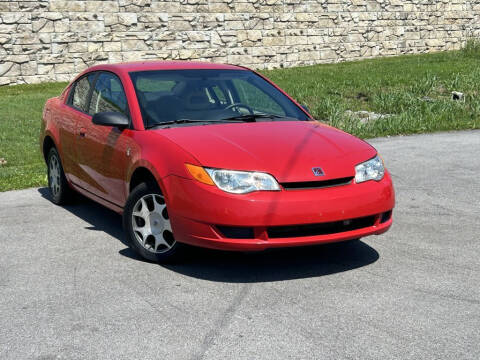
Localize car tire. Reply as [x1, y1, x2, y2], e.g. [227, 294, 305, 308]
[47, 147, 74, 205]
[123, 182, 184, 263]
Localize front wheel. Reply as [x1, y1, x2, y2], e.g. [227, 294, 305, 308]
[123, 182, 184, 263]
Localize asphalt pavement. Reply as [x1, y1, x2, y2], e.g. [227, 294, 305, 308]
[0, 130, 479, 360]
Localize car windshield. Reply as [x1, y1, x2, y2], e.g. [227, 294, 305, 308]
[129, 69, 310, 128]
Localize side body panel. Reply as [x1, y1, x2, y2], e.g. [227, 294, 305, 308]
[75, 117, 131, 206]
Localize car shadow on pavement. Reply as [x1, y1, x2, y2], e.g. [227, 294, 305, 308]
[38, 187, 128, 246]
[38, 187, 380, 283]
[159, 241, 379, 283]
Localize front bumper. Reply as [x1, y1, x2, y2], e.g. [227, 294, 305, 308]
[163, 172, 395, 251]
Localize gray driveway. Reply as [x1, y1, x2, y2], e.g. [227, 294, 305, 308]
[1, 130, 479, 360]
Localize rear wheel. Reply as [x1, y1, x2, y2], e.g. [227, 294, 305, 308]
[123, 182, 184, 263]
[47, 147, 73, 205]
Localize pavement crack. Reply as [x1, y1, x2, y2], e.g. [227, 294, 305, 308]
[411, 287, 480, 305]
[191, 284, 252, 360]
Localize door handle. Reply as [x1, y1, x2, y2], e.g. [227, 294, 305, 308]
[79, 128, 86, 138]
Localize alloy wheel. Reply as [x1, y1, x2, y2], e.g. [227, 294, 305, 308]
[49, 154, 61, 197]
[131, 194, 175, 253]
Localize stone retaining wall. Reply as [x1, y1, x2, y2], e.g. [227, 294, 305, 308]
[0, 0, 479, 85]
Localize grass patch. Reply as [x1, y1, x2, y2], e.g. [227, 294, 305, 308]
[1, 50, 479, 191]
[262, 50, 479, 138]
[460, 38, 480, 59]
[0, 82, 67, 191]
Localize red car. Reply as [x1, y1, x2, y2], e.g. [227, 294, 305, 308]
[40, 61, 395, 262]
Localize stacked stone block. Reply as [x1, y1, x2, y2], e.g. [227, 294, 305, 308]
[0, 0, 478, 85]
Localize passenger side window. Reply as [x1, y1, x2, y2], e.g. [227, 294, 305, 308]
[231, 79, 285, 116]
[89, 73, 128, 116]
[71, 74, 96, 113]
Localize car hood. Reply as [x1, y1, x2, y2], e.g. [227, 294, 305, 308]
[154, 121, 377, 183]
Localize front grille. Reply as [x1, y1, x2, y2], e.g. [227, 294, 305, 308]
[267, 216, 376, 239]
[280, 177, 354, 190]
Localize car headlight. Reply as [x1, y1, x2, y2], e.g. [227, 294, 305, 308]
[205, 168, 280, 194]
[355, 155, 385, 183]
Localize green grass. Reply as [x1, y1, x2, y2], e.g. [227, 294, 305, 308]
[1, 49, 479, 191]
[262, 49, 480, 138]
[0, 82, 67, 191]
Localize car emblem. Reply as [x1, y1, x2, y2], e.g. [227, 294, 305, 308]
[312, 167, 325, 176]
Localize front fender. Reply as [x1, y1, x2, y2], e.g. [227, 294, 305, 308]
[125, 130, 201, 198]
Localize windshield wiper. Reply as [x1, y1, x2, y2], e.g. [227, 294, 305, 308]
[146, 114, 300, 129]
[146, 118, 243, 129]
[221, 113, 296, 122]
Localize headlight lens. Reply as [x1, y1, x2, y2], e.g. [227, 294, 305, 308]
[355, 155, 385, 183]
[205, 168, 280, 194]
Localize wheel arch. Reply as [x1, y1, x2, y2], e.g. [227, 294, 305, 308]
[42, 135, 57, 163]
[128, 165, 165, 196]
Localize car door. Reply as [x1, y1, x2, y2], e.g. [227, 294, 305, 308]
[61, 72, 97, 186]
[75, 71, 130, 206]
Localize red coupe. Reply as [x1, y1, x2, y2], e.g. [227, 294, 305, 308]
[40, 61, 395, 262]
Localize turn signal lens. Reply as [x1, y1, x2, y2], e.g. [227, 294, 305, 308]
[185, 164, 214, 185]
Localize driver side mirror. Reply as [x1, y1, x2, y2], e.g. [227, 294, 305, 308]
[92, 112, 129, 129]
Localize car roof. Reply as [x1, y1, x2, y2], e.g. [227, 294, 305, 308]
[86, 61, 247, 74]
